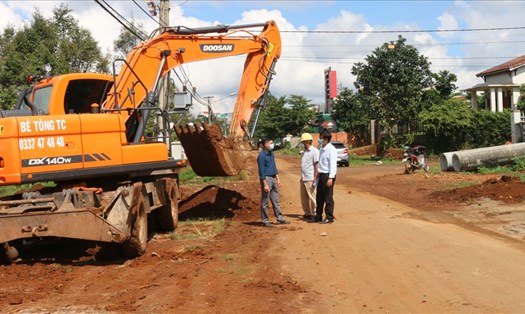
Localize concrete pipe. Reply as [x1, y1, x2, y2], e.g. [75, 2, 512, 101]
[439, 152, 455, 171]
[440, 146, 491, 171]
[451, 143, 525, 172]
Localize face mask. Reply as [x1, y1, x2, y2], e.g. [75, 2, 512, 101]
[269, 143, 275, 151]
[318, 139, 323, 145]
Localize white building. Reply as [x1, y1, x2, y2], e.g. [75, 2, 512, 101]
[465, 55, 525, 143]
[465, 55, 525, 112]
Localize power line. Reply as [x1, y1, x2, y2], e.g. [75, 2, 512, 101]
[277, 57, 493, 68]
[173, 0, 188, 7]
[94, 0, 147, 40]
[281, 55, 516, 61]
[282, 25, 525, 34]
[286, 39, 525, 48]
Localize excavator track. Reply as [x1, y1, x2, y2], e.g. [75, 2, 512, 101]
[174, 122, 251, 177]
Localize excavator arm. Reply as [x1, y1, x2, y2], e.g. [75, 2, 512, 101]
[103, 21, 281, 176]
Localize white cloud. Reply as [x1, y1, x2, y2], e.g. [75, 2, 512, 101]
[437, 12, 458, 39]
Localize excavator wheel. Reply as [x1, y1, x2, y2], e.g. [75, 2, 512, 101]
[122, 183, 149, 258]
[156, 178, 179, 232]
[174, 122, 251, 177]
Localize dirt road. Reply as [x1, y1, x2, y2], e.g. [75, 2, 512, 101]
[275, 157, 525, 313]
[2, 152, 525, 313]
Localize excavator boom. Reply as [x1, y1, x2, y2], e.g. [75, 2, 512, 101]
[105, 21, 281, 176]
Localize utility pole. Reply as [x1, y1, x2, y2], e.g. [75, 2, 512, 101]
[204, 96, 215, 124]
[157, 0, 169, 140]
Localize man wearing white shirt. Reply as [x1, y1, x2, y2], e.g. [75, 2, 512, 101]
[299, 133, 319, 219]
[309, 131, 337, 224]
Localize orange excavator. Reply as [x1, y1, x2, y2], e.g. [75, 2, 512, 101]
[0, 21, 281, 262]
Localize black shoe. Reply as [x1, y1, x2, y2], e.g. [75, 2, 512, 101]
[276, 219, 290, 225]
[303, 214, 313, 219]
[307, 217, 321, 223]
[262, 221, 274, 227]
[319, 219, 334, 224]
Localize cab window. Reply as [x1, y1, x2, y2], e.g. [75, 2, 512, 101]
[64, 79, 112, 114]
[32, 86, 52, 114]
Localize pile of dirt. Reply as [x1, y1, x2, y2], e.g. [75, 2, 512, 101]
[179, 184, 255, 220]
[430, 175, 525, 205]
[383, 148, 405, 160]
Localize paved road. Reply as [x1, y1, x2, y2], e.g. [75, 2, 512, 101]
[274, 156, 525, 313]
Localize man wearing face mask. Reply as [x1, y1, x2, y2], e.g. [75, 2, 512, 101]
[257, 138, 290, 227]
[309, 131, 337, 224]
[299, 133, 319, 220]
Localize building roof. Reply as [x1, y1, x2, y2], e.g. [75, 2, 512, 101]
[463, 82, 518, 92]
[476, 55, 525, 77]
[320, 120, 336, 128]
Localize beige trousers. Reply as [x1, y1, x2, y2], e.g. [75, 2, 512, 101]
[300, 179, 317, 216]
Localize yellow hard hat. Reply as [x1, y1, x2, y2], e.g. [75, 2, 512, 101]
[300, 133, 313, 142]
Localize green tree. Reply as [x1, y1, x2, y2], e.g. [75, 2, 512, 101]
[113, 20, 145, 58]
[468, 110, 511, 148]
[432, 70, 457, 99]
[250, 94, 316, 140]
[419, 98, 473, 152]
[0, 5, 108, 109]
[332, 87, 371, 145]
[52, 4, 109, 73]
[352, 36, 433, 145]
[282, 95, 317, 136]
[251, 94, 287, 140]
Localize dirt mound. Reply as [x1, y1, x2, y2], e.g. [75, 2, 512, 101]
[179, 185, 252, 220]
[430, 175, 525, 205]
[383, 148, 405, 160]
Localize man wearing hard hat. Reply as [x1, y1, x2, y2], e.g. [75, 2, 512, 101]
[299, 133, 319, 219]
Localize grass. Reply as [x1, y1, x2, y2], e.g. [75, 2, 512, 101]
[221, 253, 238, 261]
[477, 164, 525, 181]
[515, 173, 525, 181]
[183, 245, 204, 252]
[478, 165, 514, 174]
[348, 155, 400, 166]
[277, 146, 302, 155]
[441, 180, 477, 190]
[170, 218, 227, 241]
[179, 167, 249, 185]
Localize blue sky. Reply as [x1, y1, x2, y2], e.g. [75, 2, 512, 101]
[188, 1, 455, 29]
[2, 0, 525, 113]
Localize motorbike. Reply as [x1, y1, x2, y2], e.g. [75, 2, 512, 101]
[402, 145, 430, 173]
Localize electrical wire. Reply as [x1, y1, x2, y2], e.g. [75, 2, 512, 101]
[173, 0, 188, 7]
[286, 39, 525, 48]
[281, 25, 525, 34]
[277, 57, 494, 69]
[94, 0, 147, 40]
[281, 55, 516, 61]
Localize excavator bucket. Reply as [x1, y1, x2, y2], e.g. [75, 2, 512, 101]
[174, 122, 252, 177]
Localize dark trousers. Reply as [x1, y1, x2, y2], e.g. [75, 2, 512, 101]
[316, 173, 335, 220]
